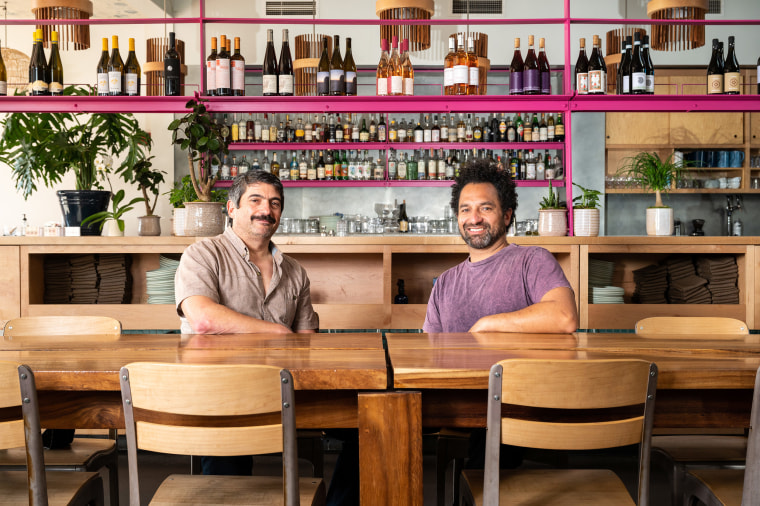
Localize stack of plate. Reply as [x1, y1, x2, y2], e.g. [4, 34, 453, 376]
[589, 258, 615, 288]
[145, 256, 180, 304]
[591, 286, 625, 304]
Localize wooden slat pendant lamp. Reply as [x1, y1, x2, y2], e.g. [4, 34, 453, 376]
[376, 0, 434, 52]
[31, 0, 92, 50]
[647, 0, 708, 51]
[144, 37, 187, 96]
[294, 34, 332, 96]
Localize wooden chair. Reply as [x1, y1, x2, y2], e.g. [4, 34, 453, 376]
[120, 362, 325, 505]
[681, 365, 760, 506]
[636, 317, 749, 506]
[0, 316, 121, 506]
[460, 358, 657, 505]
[0, 360, 105, 506]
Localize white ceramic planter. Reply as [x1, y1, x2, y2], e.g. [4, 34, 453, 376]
[573, 208, 600, 237]
[538, 209, 568, 237]
[172, 208, 186, 236]
[646, 207, 674, 236]
[102, 219, 124, 237]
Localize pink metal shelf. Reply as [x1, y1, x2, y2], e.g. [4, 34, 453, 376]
[227, 142, 565, 151]
[229, 142, 390, 151]
[570, 94, 760, 113]
[0, 95, 191, 113]
[387, 142, 564, 151]
[213, 179, 563, 188]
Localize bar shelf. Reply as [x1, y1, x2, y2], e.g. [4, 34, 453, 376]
[227, 142, 565, 151]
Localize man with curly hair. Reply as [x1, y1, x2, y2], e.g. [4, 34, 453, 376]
[423, 158, 578, 334]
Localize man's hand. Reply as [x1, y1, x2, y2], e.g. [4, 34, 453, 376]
[468, 287, 578, 334]
[181, 295, 295, 334]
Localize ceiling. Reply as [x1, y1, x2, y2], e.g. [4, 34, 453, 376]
[0, 0, 167, 19]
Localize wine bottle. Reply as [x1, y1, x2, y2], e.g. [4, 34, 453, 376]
[401, 38, 414, 96]
[523, 35, 539, 95]
[451, 33, 468, 95]
[318, 37, 330, 96]
[330, 35, 345, 96]
[216, 34, 231, 96]
[467, 35, 479, 95]
[707, 38, 723, 95]
[337, 36, 354, 97]
[231, 36, 245, 96]
[642, 35, 654, 94]
[575, 37, 589, 95]
[96, 37, 109, 96]
[108, 35, 124, 96]
[0, 39, 6, 96]
[206, 37, 217, 96]
[588, 35, 605, 95]
[262, 29, 278, 96]
[124, 38, 141, 96]
[388, 36, 402, 96]
[621, 36, 632, 95]
[443, 36, 455, 96]
[30, 29, 49, 96]
[376, 38, 389, 96]
[630, 32, 646, 94]
[724, 36, 741, 95]
[538, 37, 551, 95]
[164, 32, 181, 96]
[277, 30, 294, 96]
[48, 31, 64, 96]
[509, 37, 523, 95]
[615, 39, 626, 95]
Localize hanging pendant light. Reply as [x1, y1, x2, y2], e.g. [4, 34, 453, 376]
[376, 0, 434, 52]
[31, 0, 93, 50]
[647, 0, 708, 51]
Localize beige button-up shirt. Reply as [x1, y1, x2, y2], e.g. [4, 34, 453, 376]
[175, 228, 319, 334]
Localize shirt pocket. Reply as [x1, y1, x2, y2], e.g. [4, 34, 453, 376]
[272, 289, 299, 328]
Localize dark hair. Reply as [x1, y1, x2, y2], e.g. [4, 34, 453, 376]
[450, 158, 517, 226]
[228, 171, 285, 209]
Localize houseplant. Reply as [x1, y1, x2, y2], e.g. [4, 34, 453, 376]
[538, 180, 567, 237]
[80, 189, 144, 237]
[128, 156, 166, 236]
[166, 175, 228, 236]
[0, 86, 152, 235]
[616, 152, 685, 236]
[168, 98, 229, 236]
[571, 182, 602, 237]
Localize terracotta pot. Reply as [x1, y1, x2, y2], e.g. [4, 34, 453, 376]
[138, 215, 161, 236]
[646, 207, 674, 236]
[538, 209, 567, 237]
[183, 201, 225, 237]
[573, 208, 600, 237]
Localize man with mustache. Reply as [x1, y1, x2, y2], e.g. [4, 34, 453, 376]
[174, 170, 318, 475]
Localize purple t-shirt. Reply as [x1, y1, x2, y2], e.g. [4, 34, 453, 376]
[423, 244, 572, 333]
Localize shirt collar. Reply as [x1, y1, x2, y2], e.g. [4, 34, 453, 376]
[224, 227, 283, 265]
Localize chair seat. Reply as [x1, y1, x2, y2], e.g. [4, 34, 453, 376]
[461, 468, 636, 506]
[652, 435, 747, 462]
[688, 469, 745, 506]
[150, 474, 325, 505]
[0, 438, 117, 467]
[0, 470, 103, 506]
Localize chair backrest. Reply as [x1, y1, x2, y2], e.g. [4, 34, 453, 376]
[634, 317, 748, 336]
[741, 366, 760, 506]
[120, 362, 299, 506]
[3, 316, 122, 337]
[484, 359, 657, 506]
[0, 360, 48, 505]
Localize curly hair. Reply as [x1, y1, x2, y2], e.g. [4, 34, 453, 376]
[228, 171, 284, 210]
[449, 158, 517, 227]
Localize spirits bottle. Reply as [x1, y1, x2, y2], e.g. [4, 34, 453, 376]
[108, 36, 124, 96]
[723, 36, 741, 95]
[642, 35, 654, 94]
[630, 32, 646, 94]
[388, 36, 402, 96]
[453, 33, 468, 95]
[588, 35, 605, 95]
[443, 35, 455, 95]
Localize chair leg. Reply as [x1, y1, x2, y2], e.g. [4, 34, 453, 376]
[452, 457, 464, 506]
[106, 456, 119, 506]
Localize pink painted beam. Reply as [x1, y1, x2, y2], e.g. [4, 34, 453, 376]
[0, 95, 192, 113]
[570, 94, 760, 113]
[202, 18, 568, 26]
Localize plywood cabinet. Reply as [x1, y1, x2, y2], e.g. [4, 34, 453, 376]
[606, 113, 670, 145]
[670, 112, 744, 146]
[751, 113, 760, 146]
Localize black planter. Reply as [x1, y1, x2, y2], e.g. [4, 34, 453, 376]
[57, 190, 111, 236]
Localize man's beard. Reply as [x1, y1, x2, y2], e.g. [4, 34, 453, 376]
[460, 220, 506, 249]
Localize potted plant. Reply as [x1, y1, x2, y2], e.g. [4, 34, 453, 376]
[616, 152, 685, 236]
[80, 189, 144, 237]
[0, 86, 152, 235]
[538, 180, 567, 237]
[571, 182, 602, 237]
[127, 157, 166, 236]
[166, 175, 228, 236]
[168, 98, 229, 236]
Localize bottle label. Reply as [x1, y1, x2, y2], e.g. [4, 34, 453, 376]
[632, 71, 646, 92]
[262, 74, 277, 95]
[414, 130, 423, 143]
[509, 71, 523, 94]
[279, 74, 294, 94]
[707, 74, 723, 94]
[216, 58, 230, 88]
[526, 162, 536, 179]
[531, 129, 540, 142]
[547, 125, 555, 139]
[424, 130, 432, 142]
[108, 71, 122, 93]
[125, 73, 138, 95]
[307, 167, 317, 180]
[588, 70, 603, 93]
[97, 73, 109, 94]
[469, 66, 479, 87]
[232, 60, 245, 92]
[403, 77, 414, 96]
[576, 72, 588, 94]
[206, 61, 216, 93]
[453, 65, 468, 85]
[524, 69, 539, 92]
[325, 163, 333, 178]
[316, 71, 329, 95]
[724, 72, 741, 93]
[432, 129, 440, 142]
[330, 69, 345, 93]
[345, 71, 357, 95]
[555, 124, 564, 137]
[541, 71, 551, 94]
[398, 163, 407, 179]
[443, 67, 453, 87]
[317, 165, 325, 179]
[32, 79, 49, 93]
[645, 73, 653, 93]
[623, 75, 630, 94]
[376, 77, 387, 96]
[428, 161, 437, 178]
[378, 126, 387, 142]
[0, 81, 6, 95]
[507, 129, 516, 142]
[49, 81, 63, 94]
[390, 75, 402, 94]
[539, 127, 548, 142]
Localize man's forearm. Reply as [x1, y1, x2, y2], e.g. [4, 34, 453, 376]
[182, 296, 291, 334]
[469, 288, 579, 334]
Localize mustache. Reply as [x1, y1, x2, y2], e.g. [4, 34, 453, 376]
[250, 214, 276, 224]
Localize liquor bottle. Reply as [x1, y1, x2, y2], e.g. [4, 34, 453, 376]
[620, 36, 633, 95]
[317, 37, 330, 96]
[523, 113, 532, 141]
[539, 113, 548, 142]
[0, 40, 6, 96]
[407, 150, 418, 180]
[269, 114, 278, 142]
[509, 38, 524, 95]
[397, 152, 407, 180]
[164, 32, 181, 96]
[304, 115, 313, 142]
[444, 36, 456, 95]
[107, 36, 125, 96]
[325, 150, 335, 180]
[216, 34, 231, 96]
[330, 35, 345, 96]
[397, 200, 410, 234]
[428, 148, 438, 180]
[48, 31, 64, 96]
[531, 113, 540, 142]
[422, 114, 432, 142]
[262, 29, 278, 96]
[247, 113, 255, 141]
[335, 115, 343, 143]
[464, 35, 477, 96]
[231, 113, 239, 142]
[376, 38, 389, 96]
[465, 114, 474, 142]
[457, 113, 466, 142]
[388, 36, 402, 96]
[30, 29, 49, 96]
[271, 152, 284, 178]
[289, 152, 299, 180]
[506, 116, 516, 142]
[555, 112, 565, 142]
[230, 155, 239, 178]
[525, 150, 536, 179]
[547, 113, 555, 141]
[370, 114, 378, 141]
[438, 148, 447, 180]
[413, 121, 423, 143]
[575, 37, 589, 95]
[723, 36, 741, 95]
[279, 29, 294, 96]
[261, 150, 271, 174]
[388, 149, 397, 180]
[206, 37, 217, 95]
[96, 37, 110, 96]
[453, 33, 468, 95]
[524, 35, 539, 95]
[630, 32, 646, 94]
[344, 37, 357, 96]
[316, 151, 326, 180]
[432, 115, 441, 142]
[220, 155, 231, 180]
[239, 155, 251, 174]
[514, 112, 524, 142]
[401, 38, 414, 96]
[588, 35, 605, 95]
[295, 116, 305, 142]
[642, 35, 654, 94]
[615, 39, 626, 95]
[378, 114, 387, 142]
[251, 156, 261, 172]
[340, 150, 349, 180]
[538, 37, 551, 95]
[405, 119, 413, 143]
[472, 117, 482, 142]
[231, 37, 245, 96]
[374, 155, 385, 181]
